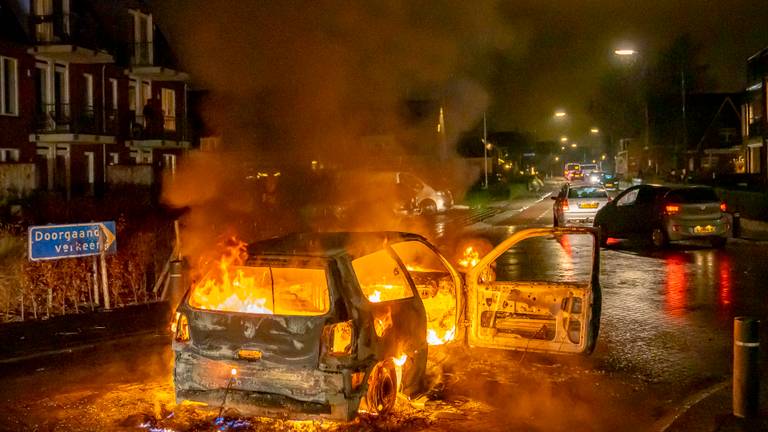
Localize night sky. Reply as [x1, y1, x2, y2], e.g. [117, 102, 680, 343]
[155, 0, 768, 147]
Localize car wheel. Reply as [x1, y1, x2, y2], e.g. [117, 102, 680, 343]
[419, 199, 437, 215]
[650, 226, 669, 249]
[710, 236, 727, 249]
[363, 361, 398, 415]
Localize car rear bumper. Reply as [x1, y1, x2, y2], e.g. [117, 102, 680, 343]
[174, 350, 361, 420]
[665, 216, 730, 241]
[562, 211, 599, 226]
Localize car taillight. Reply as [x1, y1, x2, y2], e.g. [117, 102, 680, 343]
[561, 199, 569, 211]
[720, 202, 727, 212]
[174, 313, 190, 342]
[325, 320, 354, 356]
[665, 204, 680, 215]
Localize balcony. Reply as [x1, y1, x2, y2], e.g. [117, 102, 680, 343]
[28, 13, 113, 63]
[130, 42, 153, 66]
[30, 104, 117, 144]
[128, 114, 189, 148]
[126, 42, 189, 81]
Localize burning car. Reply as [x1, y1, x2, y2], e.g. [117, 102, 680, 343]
[171, 227, 601, 421]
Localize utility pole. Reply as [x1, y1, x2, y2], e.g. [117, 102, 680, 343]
[483, 113, 488, 189]
[680, 67, 687, 170]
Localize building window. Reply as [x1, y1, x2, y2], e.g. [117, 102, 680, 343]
[109, 152, 119, 165]
[161, 88, 176, 131]
[1, 57, 18, 116]
[0, 148, 20, 162]
[109, 78, 118, 110]
[130, 10, 153, 65]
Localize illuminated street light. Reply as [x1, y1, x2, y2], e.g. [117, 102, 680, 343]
[601, 154, 606, 160]
[561, 146, 565, 150]
[590, 128, 599, 134]
[560, 136, 568, 142]
[554, 111, 567, 117]
[571, 143, 577, 148]
[555, 156, 560, 161]
[614, 49, 636, 56]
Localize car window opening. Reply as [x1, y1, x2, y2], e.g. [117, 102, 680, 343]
[188, 265, 330, 316]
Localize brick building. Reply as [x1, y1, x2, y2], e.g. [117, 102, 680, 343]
[0, 0, 192, 200]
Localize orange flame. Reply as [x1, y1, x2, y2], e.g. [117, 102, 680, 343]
[458, 246, 480, 269]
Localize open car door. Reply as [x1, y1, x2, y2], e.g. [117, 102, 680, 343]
[465, 227, 601, 355]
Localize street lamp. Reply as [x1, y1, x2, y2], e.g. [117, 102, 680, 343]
[571, 143, 578, 148]
[590, 128, 599, 134]
[554, 111, 567, 118]
[614, 49, 636, 56]
[560, 136, 568, 142]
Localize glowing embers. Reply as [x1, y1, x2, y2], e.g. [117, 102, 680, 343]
[373, 308, 393, 337]
[188, 239, 330, 316]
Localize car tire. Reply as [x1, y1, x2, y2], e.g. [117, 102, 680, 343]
[710, 236, 727, 249]
[419, 199, 438, 215]
[650, 226, 669, 249]
[363, 360, 398, 416]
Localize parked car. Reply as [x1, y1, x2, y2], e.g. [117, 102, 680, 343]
[172, 228, 601, 421]
[593, 185, 730, 248]
[552, 184, 611, 227]
[395, 171, 453, 214]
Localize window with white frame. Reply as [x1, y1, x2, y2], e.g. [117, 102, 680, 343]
[109, 152, 119, 165]
[161, 88, 175, 131]
[130, 10, 153, 65]
[0, 148, 20, 162]
[1, 56, 18, 116]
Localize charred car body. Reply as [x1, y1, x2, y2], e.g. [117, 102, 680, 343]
[172, 228, 601, 420]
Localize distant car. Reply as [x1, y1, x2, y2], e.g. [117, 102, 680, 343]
[570, 170, 584, 181]
[593, 185, 730, 248]
[172, 229, 601, 421]
[563, 162, 581, 181]
[580, 164, 598, 177]
[553, 184, 611, 227]
[600, 173, 617, 190]
[395, 172, 453, 214]
[587, 171, 603, 184]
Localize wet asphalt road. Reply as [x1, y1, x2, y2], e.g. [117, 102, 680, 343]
[1, 188, 767, 431]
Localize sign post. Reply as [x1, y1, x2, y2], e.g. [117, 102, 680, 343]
[29, 222, 116, 261]
[29, 222, 117, 309]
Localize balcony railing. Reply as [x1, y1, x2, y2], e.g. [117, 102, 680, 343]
[130, 114, 188, 141]
[30, 13, 71, 44]
[35, 104, 118, 135]
[130, 42, 154, 66]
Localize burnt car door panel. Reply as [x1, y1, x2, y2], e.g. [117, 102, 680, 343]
[464, 227, 601, 355]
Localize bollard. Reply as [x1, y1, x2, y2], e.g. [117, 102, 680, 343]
[167, 260, 185, 308]
[733, 317, 760, 418]
[732, 212, 741, 239]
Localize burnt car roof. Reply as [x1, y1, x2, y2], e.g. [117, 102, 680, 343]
[247, 231, 429, 259]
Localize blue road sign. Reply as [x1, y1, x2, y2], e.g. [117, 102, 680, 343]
[28, 221, 117, 261]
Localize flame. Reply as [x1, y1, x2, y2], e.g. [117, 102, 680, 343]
[458, 246, 480, 268]
[368, 291, 382, 302]
[374, 308, 393, 337]
[188, 238, 329, 316]
[366, 284, 400, 303]
[427, 326, 456, 345]
[392, 353, 408, 391]
[392, 353, 407, 367]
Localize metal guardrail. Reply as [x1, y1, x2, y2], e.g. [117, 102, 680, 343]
[35, 104, 118, 135]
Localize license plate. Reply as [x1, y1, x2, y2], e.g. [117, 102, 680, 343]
[238, 349, 263, 360]
[578, 203, 598, 209]
[693, 225, 715, 234]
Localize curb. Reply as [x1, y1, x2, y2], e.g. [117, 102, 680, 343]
[655, 381, 729, 432]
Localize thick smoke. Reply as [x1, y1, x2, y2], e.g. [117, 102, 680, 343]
[155, 1, 518, 260]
